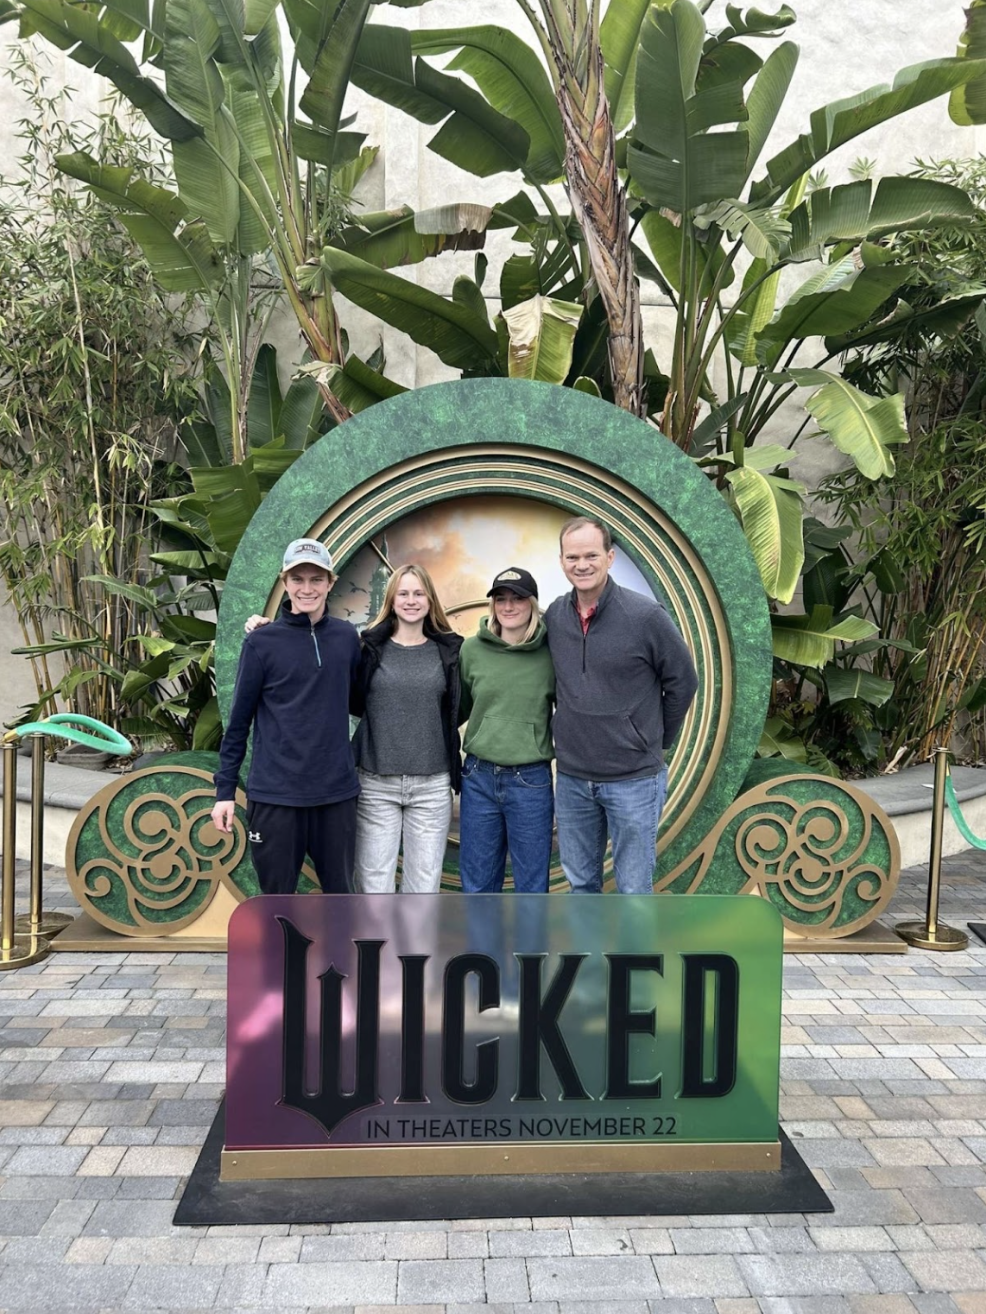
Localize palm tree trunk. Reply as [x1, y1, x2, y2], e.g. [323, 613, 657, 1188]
[543, 13, 645, 416]
[285, 280, 353, 426]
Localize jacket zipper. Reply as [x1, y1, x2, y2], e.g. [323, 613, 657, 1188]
[310, 625, 322, 668]
[572, 593, 591, 673]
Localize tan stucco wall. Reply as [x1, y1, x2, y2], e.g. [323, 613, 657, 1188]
[1, 2, 983, 726]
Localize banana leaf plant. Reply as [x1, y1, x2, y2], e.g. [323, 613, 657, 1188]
[348, 11, 643, 409]
[622, 0, 986, 611]
[950, 0, 986, 127]
[10, 0, 986, 603]
[759, 520, 911, 775]
[300, 0, 986, 611]
[8, 0, 501, 455]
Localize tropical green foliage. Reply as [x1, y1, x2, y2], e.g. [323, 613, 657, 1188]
[9, 340, 315, 748]
[8, 0, 986, 769]
[296, 0, 983, 615]
[951, 0, 986, 127]
[0, 54, 330, 746]
[12, 0, 982, 498]
[0, 54, 202, 735]
[814, 166, 986, 768]
[767, 156, 986, 773]
[8, 0, 507, 447]
[623, 2, 983, 611]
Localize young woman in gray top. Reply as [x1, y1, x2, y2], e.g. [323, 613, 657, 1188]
[350, 565, 462, 893]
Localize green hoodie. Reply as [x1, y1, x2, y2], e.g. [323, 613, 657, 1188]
[459, 618, 555, 765]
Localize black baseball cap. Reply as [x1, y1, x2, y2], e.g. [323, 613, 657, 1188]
[487, 567, 538, 599]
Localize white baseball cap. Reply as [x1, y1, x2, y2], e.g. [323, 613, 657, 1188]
[281, 538, 334, 572]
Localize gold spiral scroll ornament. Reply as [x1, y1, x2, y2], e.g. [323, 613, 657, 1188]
[66, 766, 248, 936]
[658, 774, 901, 938]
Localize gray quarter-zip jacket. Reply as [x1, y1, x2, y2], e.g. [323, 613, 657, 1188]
[544, 578, 698, 781]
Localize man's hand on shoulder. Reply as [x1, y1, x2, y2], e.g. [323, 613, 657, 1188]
[245, 614, 270, 634]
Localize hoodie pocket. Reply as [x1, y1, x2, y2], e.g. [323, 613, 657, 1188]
[553, 703, 660, 777]
[475, 715, 543, 764]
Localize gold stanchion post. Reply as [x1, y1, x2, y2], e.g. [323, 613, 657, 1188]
[895, 747, 969, 952]
[0, 738, 49, 971]
[15, 736, 72, 941]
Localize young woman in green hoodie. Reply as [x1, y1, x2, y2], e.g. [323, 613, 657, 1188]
[457, 567, 556, 892]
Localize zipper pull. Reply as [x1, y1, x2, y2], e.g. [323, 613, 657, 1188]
[311, 626, 322, 667]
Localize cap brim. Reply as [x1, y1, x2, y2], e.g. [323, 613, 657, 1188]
[283, 557, 333, 572]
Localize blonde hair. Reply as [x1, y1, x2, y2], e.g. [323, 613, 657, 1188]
[367, 564, 453, 634]
[487, 592, 541, 644]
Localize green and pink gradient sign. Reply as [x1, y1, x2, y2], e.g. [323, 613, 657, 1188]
[225, 894, 782, 1154]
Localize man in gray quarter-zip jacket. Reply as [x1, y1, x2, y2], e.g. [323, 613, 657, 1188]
[545, 517, 698, 894]
[210, 539, 361, 896]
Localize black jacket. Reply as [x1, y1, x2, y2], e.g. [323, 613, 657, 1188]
[215, 601, 361, 805]
[352, 620, 464, 792]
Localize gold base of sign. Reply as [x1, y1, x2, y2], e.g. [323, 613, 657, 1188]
[0, 933, 49, 971]
[16, 911, 73, 940]
[49, 911, 226, 954]
[784, 921, 907, 954]
[49, 911, 909, 955]
[220, 1138, 781, 1180]
[893, 920, 969, 952]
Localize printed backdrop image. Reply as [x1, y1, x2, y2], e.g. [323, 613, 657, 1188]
[327, 494, 657, 634]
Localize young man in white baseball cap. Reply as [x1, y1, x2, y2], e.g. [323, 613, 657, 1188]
[211, 539, 361, 894]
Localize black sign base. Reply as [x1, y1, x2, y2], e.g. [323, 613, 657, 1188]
[174, 1102, 831, 1227]
[969, 923, 986, 947]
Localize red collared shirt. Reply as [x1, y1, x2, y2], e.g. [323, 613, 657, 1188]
[577, 604, 597, 636]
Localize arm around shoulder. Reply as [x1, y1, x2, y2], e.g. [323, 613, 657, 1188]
[347, 630, 366, 717]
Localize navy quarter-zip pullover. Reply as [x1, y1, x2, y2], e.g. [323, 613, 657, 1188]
[214, 600, 361, 806]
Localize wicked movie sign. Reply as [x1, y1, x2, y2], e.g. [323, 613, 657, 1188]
[222, 894, 783, 1179]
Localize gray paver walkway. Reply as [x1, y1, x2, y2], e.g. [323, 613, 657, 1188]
[0, 853, 983, 1313]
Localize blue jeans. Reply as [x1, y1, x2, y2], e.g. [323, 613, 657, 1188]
[555, 769, 668, 894]
[458, 756, 554, 893]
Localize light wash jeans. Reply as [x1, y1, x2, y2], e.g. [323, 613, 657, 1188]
[355, 769, 451, 893]
[555, 768, 668, 894]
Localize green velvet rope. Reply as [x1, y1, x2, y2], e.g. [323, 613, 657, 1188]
[945, 775, 986, 850]
[10, 714, 131, 756]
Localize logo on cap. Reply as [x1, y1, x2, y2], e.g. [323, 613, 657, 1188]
[282, 538, 334, 572]
[497, 571, 521, 581]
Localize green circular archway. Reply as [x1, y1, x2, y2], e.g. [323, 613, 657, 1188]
[217, 378, 772, 885]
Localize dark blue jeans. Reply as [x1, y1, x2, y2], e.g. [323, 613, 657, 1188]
[458, 756, 554, 892]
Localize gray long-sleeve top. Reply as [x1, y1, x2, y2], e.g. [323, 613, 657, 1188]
[545, 578, 698, 782]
